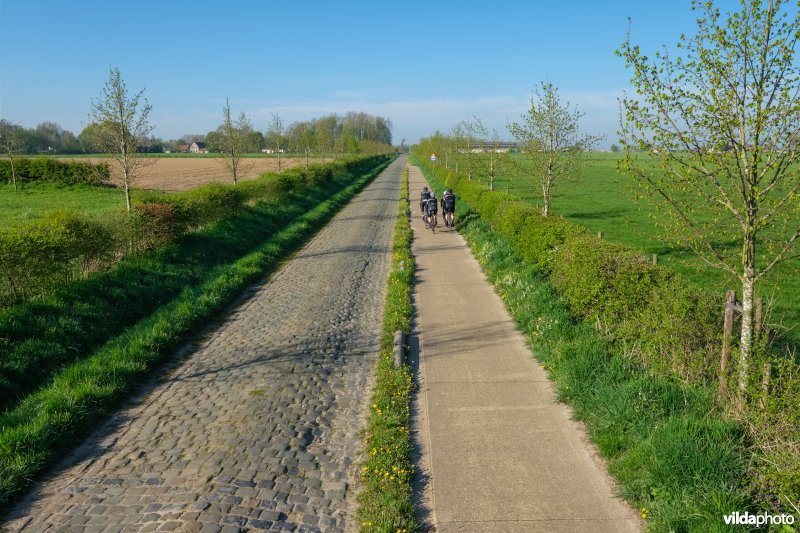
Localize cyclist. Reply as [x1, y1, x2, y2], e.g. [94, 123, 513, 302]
[441, 188, 456, 227]
[425, 192, 438, 230]
[419, 187, 432, 218]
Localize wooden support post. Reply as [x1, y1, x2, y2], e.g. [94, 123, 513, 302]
[597, 231, 603, 240]
[652, 254, 658, 265]
[755, 297, 763, 338]
[719, 290, 736, 401]
[760, 362, 771, 411]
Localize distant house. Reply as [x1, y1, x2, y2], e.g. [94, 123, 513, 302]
[176, 144, 191, 153]
[469, 141, 517, 153]
[190, 141, 208, 154]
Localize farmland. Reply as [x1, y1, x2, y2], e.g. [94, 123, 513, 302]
[488, 153, 800, 340]
[59, 156, 324, 191]
[0, 156, 325, 228]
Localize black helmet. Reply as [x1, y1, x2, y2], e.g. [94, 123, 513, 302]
[423, 186, 429, 191]
[447, 188, 453, 194]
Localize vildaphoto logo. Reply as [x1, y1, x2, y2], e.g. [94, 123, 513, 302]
[723, 511, 796, 527]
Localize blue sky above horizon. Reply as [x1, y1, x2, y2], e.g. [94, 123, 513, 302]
[1, 0, 753, 146]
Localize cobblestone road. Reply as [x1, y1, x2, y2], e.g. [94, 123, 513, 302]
[5, 157, 405, 532]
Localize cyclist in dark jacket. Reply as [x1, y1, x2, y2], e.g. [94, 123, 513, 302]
[441, 188, 456, 227]
[420, 187, 432, 218]
[425, 192, 438, 226]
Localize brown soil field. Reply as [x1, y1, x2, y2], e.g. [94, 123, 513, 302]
[61, 157, 325, 191]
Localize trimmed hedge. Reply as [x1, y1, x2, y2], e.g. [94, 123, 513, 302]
[0, 158, 109, 185]
[0, 211, 114, 305]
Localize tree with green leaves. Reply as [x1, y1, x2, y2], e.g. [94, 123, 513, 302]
[618, 0, 800, 394]
[0, 120, 22, 190]
[219, 99, 252, 186]
[509, 82, 601, 217]
[287, 121, 316, 169]
[88, 67, 154, 211]
[266, 113, 286, 171]
[473, 119, 512, 192]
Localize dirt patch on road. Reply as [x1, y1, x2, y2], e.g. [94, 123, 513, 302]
[62, 157, 325, 191]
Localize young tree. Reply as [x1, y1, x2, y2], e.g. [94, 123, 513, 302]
[509, 82, 601, 217]
[460, 119, 480, 180]
[449, 122, 466, 173]
[618, 0, 800, 394]
[88, 67, 154, 211]
[288, 121, 316, 169]
[0, 120, 23, 190]
[473, 119, 511, 192]
[219, 98, 252, 186]
[314, 115, 337, 160]
[266, 113, 286, 171]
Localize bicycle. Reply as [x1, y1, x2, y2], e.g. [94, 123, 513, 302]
[443, 210, 454, 229]
[426, 211, 438, 233]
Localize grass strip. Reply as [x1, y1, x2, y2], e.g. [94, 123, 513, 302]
[355, 165, 417, 532]
[419, 163, 754, 532]
[0, 159, 390, 513]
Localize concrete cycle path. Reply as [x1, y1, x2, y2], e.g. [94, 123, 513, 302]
[4, 156, 406, 532]
[409, 165, 641, 532]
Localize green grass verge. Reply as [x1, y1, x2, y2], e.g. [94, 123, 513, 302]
[0, 157, 392, 513]
[419, 161, 754, 532]
[355, 165, 417, 532]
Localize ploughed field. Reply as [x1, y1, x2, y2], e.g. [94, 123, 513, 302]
[60, 156, 324, 191]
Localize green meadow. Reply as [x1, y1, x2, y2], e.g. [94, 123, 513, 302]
[0, 182, 131, 228]
[490, 153, 800, 342]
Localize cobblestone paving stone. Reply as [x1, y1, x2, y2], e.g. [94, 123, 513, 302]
[4, 157, 406, 532]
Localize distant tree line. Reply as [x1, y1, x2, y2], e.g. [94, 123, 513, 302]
[0, 120, 83, 154]
[204, 111, 393, 155]
[1, 110, 393, 156]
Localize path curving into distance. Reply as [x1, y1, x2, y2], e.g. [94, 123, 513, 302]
[5, 156, 405, 532]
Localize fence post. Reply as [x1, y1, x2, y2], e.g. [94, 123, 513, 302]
[719, 290, 736, 400]
[760, 362, 771, 411]
[652, 254, 658, 265]
[597, 231, 603, 240]
[754, 297, 763, 338]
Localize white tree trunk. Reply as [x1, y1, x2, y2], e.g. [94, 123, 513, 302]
[10, 154, 16, 190]
[739, 271, 755, 393]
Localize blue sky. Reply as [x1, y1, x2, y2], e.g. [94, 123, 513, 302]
[0, 0, 749, 145]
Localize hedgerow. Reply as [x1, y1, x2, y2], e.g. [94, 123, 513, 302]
[0, 157, 109, 185]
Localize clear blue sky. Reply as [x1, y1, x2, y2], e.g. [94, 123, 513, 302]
[0, 0, 749, 146]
